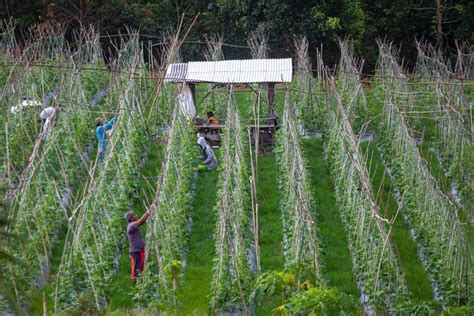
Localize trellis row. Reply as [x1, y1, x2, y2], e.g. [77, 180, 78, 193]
[292, 36, 318, 132]
[414, 41, 472, 210]
[1, 27, 67, 201]
[138, 100, 194, 308]
[4, 30, 108, 307]
[210, 87, 254, 314]
[336, 39, 368, 132]
[376, 42, 470, 304]
[54, 34, 149, 312]
[275, 91, 322, 279]
[378, 96, 470, 305]
[325, 81, 407, 310]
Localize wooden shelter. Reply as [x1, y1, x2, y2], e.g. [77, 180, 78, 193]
[165, 58, 293, 147]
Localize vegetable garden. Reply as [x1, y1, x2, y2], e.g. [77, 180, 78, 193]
[0, 22, 472, 315]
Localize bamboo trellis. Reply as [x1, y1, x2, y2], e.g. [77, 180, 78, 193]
[377, 41, 471, 305]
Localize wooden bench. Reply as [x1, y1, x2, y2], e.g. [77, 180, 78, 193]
[196, 124, 276, 149]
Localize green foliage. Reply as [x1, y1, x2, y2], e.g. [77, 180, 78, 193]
[279, 286, 357, 315]
[54, 35, 151, 313]
[376, 43, 471, 305]
[210, 91, 253, 313]
[253, 270, 297, 299]
[0, 213, 25, 315]
[2, 1, 472, 69]
[138, 102, 195, 309]
[252, 269, 357, 315]
[275, 93, 322, 280]
[324, 87, 407, 308]
[393, 298, 442, 315]
[3, 32, 106, 310]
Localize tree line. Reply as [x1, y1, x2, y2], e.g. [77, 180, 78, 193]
[1, 0, 472, 73]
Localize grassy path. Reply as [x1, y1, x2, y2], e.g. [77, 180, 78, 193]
[362, 142, 434, 301]
[302, 138, 359, 297]
[176, 170, 218, 315]
[257, 154, 284, 271]
[254, 154, 285, 315]
[106, 140, 164, 312]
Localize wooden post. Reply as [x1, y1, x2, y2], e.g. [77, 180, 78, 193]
[267, 82, 275, 123]
[267, 83, 276, 145]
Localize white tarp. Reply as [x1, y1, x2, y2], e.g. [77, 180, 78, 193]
[177, 83, 196, 119]
[10, 99, 42, 114]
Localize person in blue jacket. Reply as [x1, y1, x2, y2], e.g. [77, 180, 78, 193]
[95, 116, 116, 161]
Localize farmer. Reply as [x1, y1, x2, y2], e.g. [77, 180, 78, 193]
[124, 207, 152, 283]
[40, 106, 56, 129]
[207, 111, 219, 126]
[197, 136, 218, 170]
[95, 117, 116, 161]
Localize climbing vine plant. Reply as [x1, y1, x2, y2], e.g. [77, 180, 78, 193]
[210, 87, 254, 314]
[325, 79, 407, 310]
[377, 41, 471, 305]
[54, 33, 149, 312]
[137, 98, 195, 309]
[275, 91, 322, 281]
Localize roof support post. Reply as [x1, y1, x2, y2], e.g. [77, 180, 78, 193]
[267, 83, 275, 124]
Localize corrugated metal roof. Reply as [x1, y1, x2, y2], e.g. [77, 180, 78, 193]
[164, 63, 188, 82]
[165, 58, 292, 83]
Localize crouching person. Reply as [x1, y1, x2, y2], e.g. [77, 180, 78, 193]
[125, 207, 153, 284]
[197, 136, 217, 171]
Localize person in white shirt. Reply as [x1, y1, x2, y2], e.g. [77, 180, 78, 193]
[40, 106, 56, 128]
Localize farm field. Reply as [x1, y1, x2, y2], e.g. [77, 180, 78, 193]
[0, 23, 472, 316]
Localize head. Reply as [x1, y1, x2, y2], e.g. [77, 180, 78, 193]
[207, 111, 214, 118]
[125, 210, 138, 223]
[95, 117, 105, 127]
[197, 136, 207, 149]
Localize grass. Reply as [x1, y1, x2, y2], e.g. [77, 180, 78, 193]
[256, 154, 284, 272]
[254, 153, 285, 315]
[302, 138, 359, 297]
[362, 141, 434, 301]
[176, 169, 219, 315]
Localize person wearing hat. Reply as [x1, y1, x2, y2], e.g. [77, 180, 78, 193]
[124, 207, 153, 283]
[95, 116, 116, 161]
